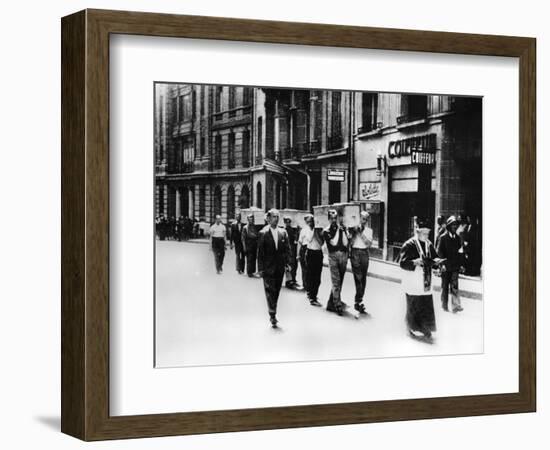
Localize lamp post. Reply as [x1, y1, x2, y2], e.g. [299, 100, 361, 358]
[376, 150, 387, 176]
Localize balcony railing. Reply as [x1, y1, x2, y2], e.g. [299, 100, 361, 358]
[358, 121, 383, 134]
[396, 114, 427, 125]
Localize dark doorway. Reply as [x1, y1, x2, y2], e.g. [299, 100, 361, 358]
[328, 180, 341, 204]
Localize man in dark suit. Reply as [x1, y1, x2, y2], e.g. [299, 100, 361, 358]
[257, 209, 291, 328]
[229, 213, 245, 274]
[437, 215, 464, 313]
[241, 214, 259, 277]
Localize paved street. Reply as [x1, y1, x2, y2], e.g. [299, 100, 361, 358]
[155, 240, 483, 368]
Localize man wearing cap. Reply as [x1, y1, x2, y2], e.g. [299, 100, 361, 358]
[209, 215, 227, 274]
[323, 209, 350, 316]
[437, 215, 464, 313]
[241, 213, 259, 277]
[297, 214, 324, 307]
[257, 209, 292, 328]
[399, 217, 443, 342]
[229, 212, 245, 274]
[349, 211, 373, 315]
[283, 216, 299, 289]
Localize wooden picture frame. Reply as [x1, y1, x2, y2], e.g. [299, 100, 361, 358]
[61, 9, 536, 441]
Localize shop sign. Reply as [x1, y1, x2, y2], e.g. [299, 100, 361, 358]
[359, 182, 381, 201]
[388, 133, 437, 159]
[327, 169, 346, 182]
[411, 149, 436, 165]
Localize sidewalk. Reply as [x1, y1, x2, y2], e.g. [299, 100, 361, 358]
[182, 237, 482, 300]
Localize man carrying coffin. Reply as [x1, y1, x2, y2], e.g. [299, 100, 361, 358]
[349, 211, 373, 315]
[296, 214, 324, 307]
[323, 209, 350, 316]
[398, 216, 444, 343]
[257, 209, 292, 328]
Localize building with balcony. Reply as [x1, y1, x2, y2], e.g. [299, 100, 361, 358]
[155, 84, 353, 223]
[353, 92, 482, 264]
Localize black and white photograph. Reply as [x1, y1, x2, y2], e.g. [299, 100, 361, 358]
[154, 82, 483, 368]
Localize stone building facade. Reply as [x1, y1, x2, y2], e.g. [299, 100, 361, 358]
[155, 84, 353, 223]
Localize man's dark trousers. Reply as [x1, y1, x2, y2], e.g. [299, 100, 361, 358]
[234, 244, 245, 273]
[441, 270, 459, 310]
[351, 248, 369, 306]
[306, 249, 323, 301]
[246, 244, 257, 275]
[263, 271, 285, 318]
[211, 237, 225, 272]
[326, 250, 348, 311]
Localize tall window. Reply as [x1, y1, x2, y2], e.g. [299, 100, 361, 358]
[361, 93, 379, 132]
[213, 186, 222, 218]
[199, 185, 206, 218]
[228, 132, 235, 169]
[243, 87, 252, 106]
[256, 181, 262, 209]
[182, 136, 194, 171]
[215, 86, 223, 113]
[175, 139, 183, 172]
[330, 91, 342, 148]
[257, 117, 263, 162]
[200, 85, 205, 117]
[402, 94, 428, 121]
[171, 97, 177, 124]
[178, 95, 184, 122]
[200, 136, 205, 158]
[242, 130, 250, 168]
[228, 86, 236, 110]
[240, 185, 250, 209]
[227, 185, 235, 220]
[158, 185, 165, 216]
[214, 135, 222, 169]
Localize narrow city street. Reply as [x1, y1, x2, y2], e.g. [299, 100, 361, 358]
[155, 240, 483, 368]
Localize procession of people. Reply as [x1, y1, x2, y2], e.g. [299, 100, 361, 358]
[158, 208, 472, 339]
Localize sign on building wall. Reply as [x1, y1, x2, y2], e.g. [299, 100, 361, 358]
[388, 133, 437, 159]
[410, 149, 436, 165]
[358, 182, 381, 201]
[327, 169, 346, 182]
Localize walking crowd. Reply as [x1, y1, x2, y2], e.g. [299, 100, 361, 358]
[159, 210, 474, 343]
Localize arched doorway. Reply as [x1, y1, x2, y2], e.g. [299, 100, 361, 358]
[227, 185, 235, 220]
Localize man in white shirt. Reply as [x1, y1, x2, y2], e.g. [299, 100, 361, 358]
[209, 215, 227, 274]
[349, 211, 373, 315]
[297, 214, 324, 307]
